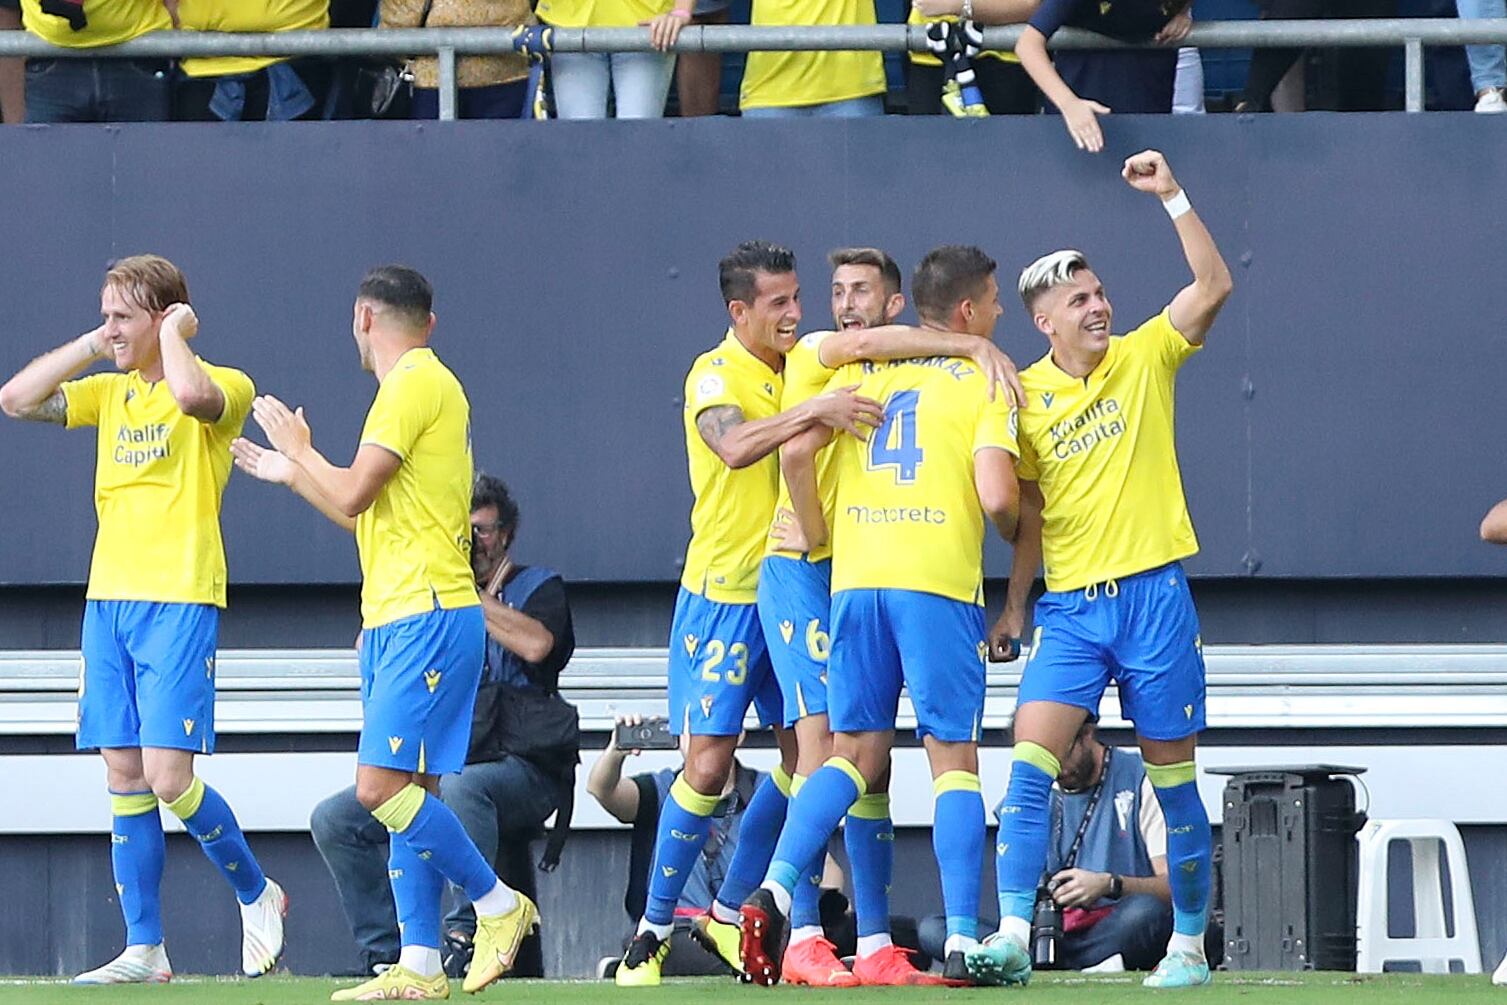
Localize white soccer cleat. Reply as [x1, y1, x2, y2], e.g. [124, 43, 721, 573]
[1493, 948, 1506, 985]
[241, 876, 289, 977]
[73, 943, 173, 984]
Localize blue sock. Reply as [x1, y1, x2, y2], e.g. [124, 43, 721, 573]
[643, 774, 719, 925]
[1147, 761, 1212, 937]
[995, 743, 1060, 925]
[110, 791, 165, 945]
[389, 836, 444, 949]
[844, 793, 893, 937]
[712, 767, 790, 918]
[389, 792, 497, 903]
[765, 758, 863, 896]
[165, 778, 266, 905]
[791, 854, 824, 929]
[934, 772, 985, 941]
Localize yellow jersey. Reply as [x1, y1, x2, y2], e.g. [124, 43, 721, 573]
[680, 330, 783, 604]
[906, 8, 1018, 67]
[1016, 309, 1201, 593]
[765, 331, 839, 563]
[21, 0, 168, 48]
[825, 354, 1017, 604]
[177, 0, 331, 79]
[740, 0, 887, 110]
[355, 348, 479, 629]
[537, 0, 667, 30]
[62, 361, 253, 607]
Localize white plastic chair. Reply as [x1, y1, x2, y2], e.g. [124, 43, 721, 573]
[1355, 818, 1481, 974]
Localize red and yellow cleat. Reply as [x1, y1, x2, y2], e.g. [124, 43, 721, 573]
[782, 936, 859, 988]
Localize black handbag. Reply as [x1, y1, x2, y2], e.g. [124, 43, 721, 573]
[356, 0, 434, 118]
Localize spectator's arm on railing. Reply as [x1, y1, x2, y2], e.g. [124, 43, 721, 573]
[1016, 22, 1110, 153]
[910, 0, 1042, 23]
[0, 3, 22, 125]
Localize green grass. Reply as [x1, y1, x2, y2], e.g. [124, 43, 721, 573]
[0, 972, 1500, 1004]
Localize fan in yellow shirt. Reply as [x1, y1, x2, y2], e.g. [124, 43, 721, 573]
[0, 254, 285, 984]
[740, 0, 887, 116]
[232, 266, 533, 999]
[173, 0, 331, 121]
[975, 150, 1233, 992]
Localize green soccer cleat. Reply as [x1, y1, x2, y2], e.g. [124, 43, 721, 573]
[964, 932, 1032, 987]
[1142, 950, 1212, 989]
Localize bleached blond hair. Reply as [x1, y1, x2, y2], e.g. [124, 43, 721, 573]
[1017, 250, 1089, 311]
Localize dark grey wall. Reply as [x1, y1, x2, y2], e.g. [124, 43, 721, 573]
[1, 115, 1505, 591]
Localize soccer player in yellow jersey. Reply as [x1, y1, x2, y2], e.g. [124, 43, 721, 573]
[740, 245, 1021, 987]
[968, 150, 1233, 991]
[0, 255, 286, 984]
[615, 241, 886, 987]
[230, 267, 533, 1001]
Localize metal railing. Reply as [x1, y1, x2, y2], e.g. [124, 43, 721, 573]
[1, 19, 1502, 118]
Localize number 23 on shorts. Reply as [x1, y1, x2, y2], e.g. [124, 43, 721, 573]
[699, 639, 750, 684]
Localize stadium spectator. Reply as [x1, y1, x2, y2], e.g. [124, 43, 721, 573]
[1234, 0, 1396, 112]
[0, 0, 23, 123]
[19, 0, 173, 123]
[379, 0, 538, 120]
[173, 0, 332, 122]
[1014, 0, 1192, 151]
[919, 717, 1174, 971]
[535, 0, 678, 118]
[675, 0, 727, 115]
[738, 0, 886, 118]
[1455, 0, 1506, 111]
[906, 0, 1039, 115]
[310, 473, 577, 977]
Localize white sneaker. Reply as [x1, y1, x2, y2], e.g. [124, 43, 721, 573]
[1475, 88, 1507, 113]
[241, 876, 288, 977]
[1083, 952, 1126, 974]
[73, 943, 172, 984]
[1493, 948, 1506, 985]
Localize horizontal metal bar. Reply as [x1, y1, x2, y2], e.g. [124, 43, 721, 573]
[0, 19, 1504, 60]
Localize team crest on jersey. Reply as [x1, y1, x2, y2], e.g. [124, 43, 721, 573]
[182, 718, 195, 736]
[424, 669, 442, 693]
[389, 736, 404, 754]
[684, 634, 699, 656]
[700, 695, 714, 718]
[779, 620, 794, 644]
[1041, 392, 1055, 409]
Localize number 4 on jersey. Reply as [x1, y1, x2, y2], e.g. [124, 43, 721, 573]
[868, 389, 923, 484]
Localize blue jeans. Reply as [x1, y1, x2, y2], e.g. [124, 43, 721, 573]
[918, 894, 1173, 971]
[309, 756, 558, 965]
[25, 57, 170, 123]
[549, 50, 674, 119]
[412, 80, 529, 120]
[740, 95, 884, 118]
[1457, 0, 1507, 92]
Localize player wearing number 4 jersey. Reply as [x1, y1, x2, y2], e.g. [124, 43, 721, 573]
[968, 150, 1233, 992]
[741, 245, 1022, 988]
[615, 241, 887, 987]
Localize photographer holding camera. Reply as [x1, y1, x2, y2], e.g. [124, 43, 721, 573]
[311, 474, 577, 977]
[923, 716, 1173, 972]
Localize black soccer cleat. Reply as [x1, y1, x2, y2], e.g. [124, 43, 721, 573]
[738, 888, 790, 987]
[943, 950, 977, 987]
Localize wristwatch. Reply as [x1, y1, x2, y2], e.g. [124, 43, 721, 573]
[1107, 873, 1124, 900]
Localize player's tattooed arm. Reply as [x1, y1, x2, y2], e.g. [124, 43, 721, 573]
[16, 389, 69, 424]
[696, 404, 745, 455]
[0, 329, 104, 423]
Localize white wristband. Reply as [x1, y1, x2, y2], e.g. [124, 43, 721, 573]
[1161, 189, 1191, 220]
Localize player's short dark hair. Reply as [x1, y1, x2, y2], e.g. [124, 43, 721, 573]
[357, 265, 433, 329]
[719, 241, 797, 306]
[911, 245, 997, 325]
[472, 473, 519, 540]
[828, 247, 903, 298]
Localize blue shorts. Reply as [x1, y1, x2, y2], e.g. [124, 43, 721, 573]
[828, 588, 986, 742]
[78, 601, 219, 754]
[1019, 562, 1206, 741]
[359, 605, 485, 775]
[667, 587, 780, 736]
[756, 556, 832, 727]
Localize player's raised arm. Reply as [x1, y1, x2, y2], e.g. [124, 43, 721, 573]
[696, 387, 883, 471]
[1123, 150, 1233, 347]
[776, 423, 837, 551]
[0, 326, 107, 422]
[230, 436, 357, 532]
[250, 395, 401, 519]
[156, 304, 227, 422]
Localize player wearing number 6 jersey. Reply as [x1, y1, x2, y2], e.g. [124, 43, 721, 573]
[740, 245, 1021, 988]
[615, 241, 886, 987]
